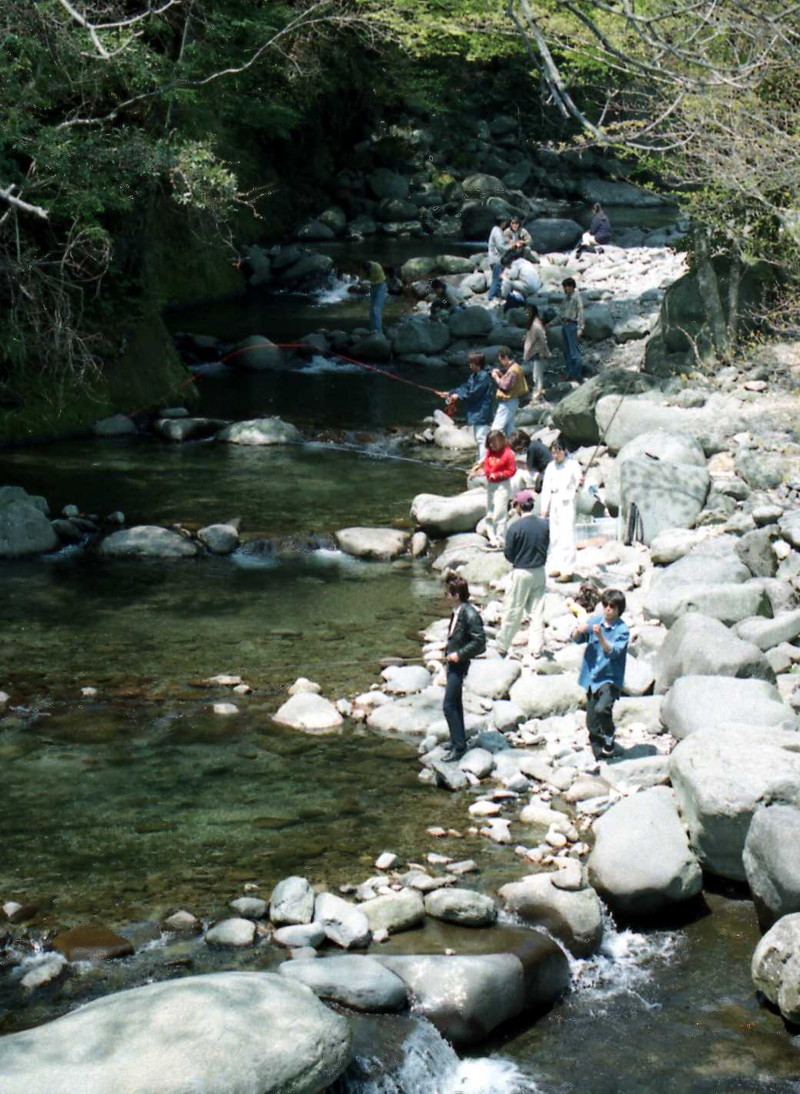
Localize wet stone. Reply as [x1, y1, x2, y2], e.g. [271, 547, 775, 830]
[52, 925, 135, 962]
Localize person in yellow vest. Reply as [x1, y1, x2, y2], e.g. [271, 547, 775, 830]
[362, 261, 387, 334]
[490, 347, 528, 436]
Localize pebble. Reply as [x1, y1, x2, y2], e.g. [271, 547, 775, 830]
[426, 826, 447, 838]
[232, 683, 252, 695]
[468, 800, 501, 817]
[80, 686, 98, 698]
[375, 852, 400, 870]
[212, 702, 238, 715]
[446, 860, 479, 876]
[427, 852, 452, 866]
[206, 674, 242, 686]
[164, 910, 199, 933]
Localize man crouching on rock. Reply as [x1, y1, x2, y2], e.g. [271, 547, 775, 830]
[442, 572, 486, 762]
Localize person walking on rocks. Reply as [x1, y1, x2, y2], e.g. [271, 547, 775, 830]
[442, 572, 486, 762]
[490, 347, 528, 436]
[555, 277, 584, 382]
[522, 305, 551, 400]
[487, 216, 509, 301]
[436, 352, 494, 461]
[495, 491, 549, 663]
[362, 260, 387, 334]
[540, 436, 581, 580]
[472, 429, 517, 548]
[573, 588, 629, 759]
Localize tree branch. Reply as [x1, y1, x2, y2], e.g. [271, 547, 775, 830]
[0, 186, 49, 221]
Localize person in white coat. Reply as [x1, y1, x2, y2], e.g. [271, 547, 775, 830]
[540, 436, 581, 580]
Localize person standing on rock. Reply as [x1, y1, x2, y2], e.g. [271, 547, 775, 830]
[435, 352, 494, 461]
[362, 260, 387, 334]
[472, 429, 517, 548]
[573, 588, 629, 759]
[490, 347, 528, 436]
[522, 305, 551, 400]
[554, 277, 584, 382]
[494, 491, 550, 664]
[442, 572, 486, 762]
[487, 216, 509, 302]
[540, 436, 581, 580]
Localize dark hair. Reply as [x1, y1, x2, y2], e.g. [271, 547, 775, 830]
[562, 277, 577, 290]
[601, 588, 626, 614]
[509, 216, 520, 224]
[550, 434, 568, 454]
[516, 496, 535, 513]
[509, 429, 531, 452]
[486, 429, 507, 450]
[592, 203, 603, 215]
[445, 571, 470, 602]
[497, 346, 512, 360]
[468, 352, 486, 369]
[431, 278, 445, 291]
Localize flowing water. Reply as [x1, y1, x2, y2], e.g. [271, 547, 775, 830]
[1, 259, 799, 1088]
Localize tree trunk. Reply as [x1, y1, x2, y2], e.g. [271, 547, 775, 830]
[693, 224, 731, 359]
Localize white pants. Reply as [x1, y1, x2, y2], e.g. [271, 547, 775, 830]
[485, 479, 512, 546]
[496, 567, 546, 655]
[548, 497, 577, 575]
[474, 423, 490, 461]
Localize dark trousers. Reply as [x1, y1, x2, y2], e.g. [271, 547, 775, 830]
[443, 661, 469, 752]
[586, 683, 619, 754]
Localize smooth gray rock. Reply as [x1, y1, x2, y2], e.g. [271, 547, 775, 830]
[381, 664, 432, 695]
[366, 693, 443, 734]
[735, 528, 778, 578]
[0, 972, 351, 1094]
[670, 722, 800, 880]
[605, 429, 706, 513]
[529, 218, 583, 252]
[0, 497, 58, 557]
[229, 335, 284, 370]
[649, 529, 711, 565]
[369, 168, 409, 200]
[410, 489, 486, 536]
[661, 676, 795, 739]
[654, 613, 775, 692]
[587, 787, 703, 916]
[351, 331, 392, 362]
[335, 527, 409, 561]
[205, 917, 256, 947]
[499, 874, 603, 956]
[509, 674, 584, 718]
[229, 896, 268, 919]
[645, 580, 772, 630]
[314, 892, 371, 949]
[217, 417, 302, 445]
[153, 417, 224, 442]
[778, 509, 800, 549]
[92, 413, 137, 436]
[99, 526, 198, 559]
[743, 802, 800, 928]
[466, 658, 521, 698]
[619, 455, 709, 545]
[423, 888, 497, 928]
[392, 317, 450, 356]
[280, 955, 407, 1012]
[197, 523, 239, 555]
[273, 692, 343, 733]
[736, 611, 800, 651]
[449, 307, 494, 338]
[270, 876, 315, 926]
[359, 890, 425, 935]
[458, 747, 496, 779]
[752, 913, 800, 1023]
[550, 371, 654, 447]
[582, 304, 614, 342]
[735, 448, 788, 491]
[273, 923, 326, 949]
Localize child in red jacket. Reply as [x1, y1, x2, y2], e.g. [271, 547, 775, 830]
[473, 429, 517, 547]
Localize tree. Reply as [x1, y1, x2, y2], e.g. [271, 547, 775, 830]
[507, 0, 800, 353]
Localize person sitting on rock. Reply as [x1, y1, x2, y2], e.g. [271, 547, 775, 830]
[429, 278, 465, 321]
[573, 588, 629, 759]
[576, 203, 612, 257]
[503, 216, 535, 261]
[435, 352, 494, 460]
[441, 571, 486, 762]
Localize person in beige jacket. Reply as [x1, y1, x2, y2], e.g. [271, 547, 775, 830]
[522, 305, 551, 400]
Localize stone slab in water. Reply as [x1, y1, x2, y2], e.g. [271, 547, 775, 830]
[52, 924, 134, 962]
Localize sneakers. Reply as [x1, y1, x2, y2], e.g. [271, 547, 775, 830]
[441, 747, 466, 763]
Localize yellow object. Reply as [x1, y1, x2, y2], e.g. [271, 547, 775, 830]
[565, 598, 587, 619]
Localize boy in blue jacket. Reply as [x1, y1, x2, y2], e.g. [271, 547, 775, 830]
[436, 352, 495, 460]
[573, 588, 629, 759]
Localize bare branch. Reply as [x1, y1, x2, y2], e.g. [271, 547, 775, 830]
[0, 185, 49, 220]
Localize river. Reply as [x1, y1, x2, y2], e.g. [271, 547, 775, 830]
[1, 256, 798, 1091]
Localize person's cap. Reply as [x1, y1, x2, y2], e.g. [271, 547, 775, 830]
[514, 490, 535, 506]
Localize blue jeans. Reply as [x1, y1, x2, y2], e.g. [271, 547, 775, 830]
[492, 398, 518, 437]
[488, 263, 502, 300]
[443, 661, 469, 752]
[562, 320, 583, 380]
[370, 281, 388, 333]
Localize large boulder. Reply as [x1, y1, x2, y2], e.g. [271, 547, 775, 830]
[423, 888, 497, 927]
[280, 955, 407, 1012]
[273, 693, 344, 733]
[743, 802, 800, 928]
[644, 579, 771, 629]
[462, 173, 507, 199]
[368, 169, 409, 200]
[587, 787, 703, 916]
[334, 527, 409, 561]
[217, 417, 302, 445]
[0, 972, 351, 1094]
[605, 430, 707, 514]
[654, 614, 775, 692]
[550, 371, 654, 447]
[0, 492, 58, 557]
[736, 611, 800, 651]
[99, 527, 198, 559]
[350, 332, 392, 362]
[499, 873, 604, 957]
[448, 307, 494, 339]
[466, 657, 521, 698]
[376, 197, 419, 222]
[392, 317, 451, 357]
[752, 913, 800, 1023]
[619, 458, 709, 546]
[594, 394, 744, 455]
[670, 722, 800, 881]
[661, 676, 795, 739]
[411, 489, 486, 536]
[582, 304, 614, 342]
[230, 334, 285, 370]
[529, 218, 583, 252]
[509, 674, 585, 718]
[281, 253, 334, 285]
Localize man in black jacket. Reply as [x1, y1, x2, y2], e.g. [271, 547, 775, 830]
[495, 491, 550, 662]
[442, 572, 486, 762]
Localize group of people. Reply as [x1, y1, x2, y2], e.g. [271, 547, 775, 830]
[442, 567, 629, 763]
